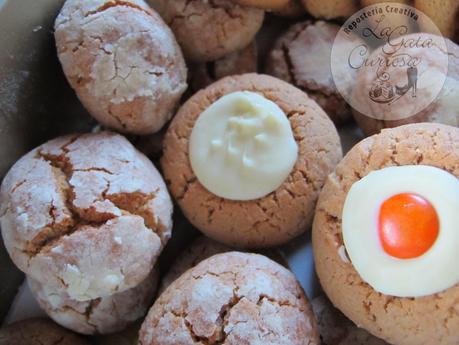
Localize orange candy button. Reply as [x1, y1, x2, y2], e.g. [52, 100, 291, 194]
[378, 193, 439, 259]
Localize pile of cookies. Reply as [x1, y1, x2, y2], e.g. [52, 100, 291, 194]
[1, 0, 459, 344]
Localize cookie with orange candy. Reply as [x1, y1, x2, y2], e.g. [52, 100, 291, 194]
[313, 123, 459, 345]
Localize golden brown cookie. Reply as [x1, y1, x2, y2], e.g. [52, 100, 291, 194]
[189, 41, 258, 92]
[353, 38, 459, 136]
[274, 0, 307, 17]
[301, 0, 358, 19]
[313, 123, 459, 345]
[161, 73, 342, 248]
[0, 318, 89, 345]
[54, 0, 187, 135]
[234, 0, 290, 10]
[266, 21, 358, 125]
[29, 269, 158, 335]
[150, 0, 264, 62]
[139, 252, 320, 345]
[312, 296, 389, 345]
[416, 0, 459, 41]
[0, 132, 172, 301]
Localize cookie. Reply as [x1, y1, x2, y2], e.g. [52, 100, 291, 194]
[353, 37, 459, 136]
[274, 0, 307, 17]
[0, 132, 172, 301]
[161, 73, 342, 248]
[312, 296, 389, 345]
[313, 123, 459, 345]
[29, 269, 158, 335]
[139, 252, 320, 345]
[266, 21, 358, 125]
[301, 0, 358, 19]
[189, 41, 258, 92]
[150, 0, 264, 62]
[416, 0, 459, 41]
[0, 318, 89, 345]
[234, 0, 290, 10]
[55, 0, 187, 135]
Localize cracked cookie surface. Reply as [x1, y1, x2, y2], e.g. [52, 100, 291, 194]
[312, 123, 459, 345]
[0, 318, 90, 345]
[0, 132, 172, 301]
[54, 0, 188, 135]
[149, 0, 264, 62]
[161, 73, 342, 248]
[139, 252, 320, 345]
[28, 268, 159, 335]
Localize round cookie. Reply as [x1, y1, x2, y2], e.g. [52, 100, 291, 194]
[189, 41, 258, 92]
[266, 21, 358, 125]
[139, 252, 320, 345]
[274, 0, 307, 17]
[29, 269, 158, 335]
[353, 38, 459, 136]
[415, 0, 459, 41]
[55, 0, 187, 135]
[0, 132, 172, 301]
[161, 73, 342, 248]
[301, 0, 358, 20]
[234, 0, 290, 10]
[313, 123, 459, 345]
[150, 0, 264, 62]
[312, 296, 389, 345]
[0, 318, 89, 345]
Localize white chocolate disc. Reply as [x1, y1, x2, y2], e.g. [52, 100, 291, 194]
[342, 165, 459, 297]
[189, 91, 298, 201]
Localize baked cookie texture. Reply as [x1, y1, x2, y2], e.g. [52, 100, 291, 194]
[189, 41, 258, 92]
[0, 318, 89, 345]
[0, 132, 172, 301]
[55, 0, 187, 135]
[161, 73, 342, 248]
[312, 296, 389, 345]
[266, 21, 354, 125]
[353, 38, 459, 136]
[234, 0, 290, 10]
[274, 0, 307, 17]
[28, 268, 158, 335]
[139, 252, 320, 345]
[415, 0, 459, 41]
[149, 0, 264, 62]
[301, 0, 358, 19]
[313, 123, 459, 345]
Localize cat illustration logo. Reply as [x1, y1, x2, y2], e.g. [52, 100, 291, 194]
[369, 67, 418, 104]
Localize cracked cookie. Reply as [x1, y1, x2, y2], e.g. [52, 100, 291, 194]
[0, 318, 89, 345]
[28, 268, 158, 335]
[301, 0, 358, 19]
[189, 41, 258, 92]
[0, 132, 173, 301]
[312, 123, 459, 345]
[352, 37, 459, 136]
[266, 21, 358, 125]
[54, 0, 188, 135]
[149, 0, 264, 62]
[139, 252, 320, 345]
[162, 73, 342, 248]
[312, 296, 389, 345]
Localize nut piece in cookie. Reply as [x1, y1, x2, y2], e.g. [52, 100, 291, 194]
[149, 0, 264, 62]
[312, 296, 389, 345]
[54, 0, 188, 135]
[0, 318, 89, 345]
[161, 73, 342, 248]
[189, 41, 258, 92]
[0, 132, 172, 301]
[313, 123, 459, 345]
[28, 269, 159, 335]
[266, 21, 359, 125]
[352, 35, 458, 136]
[302, 0, 358, 20]
[139, 252, 320, 345]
